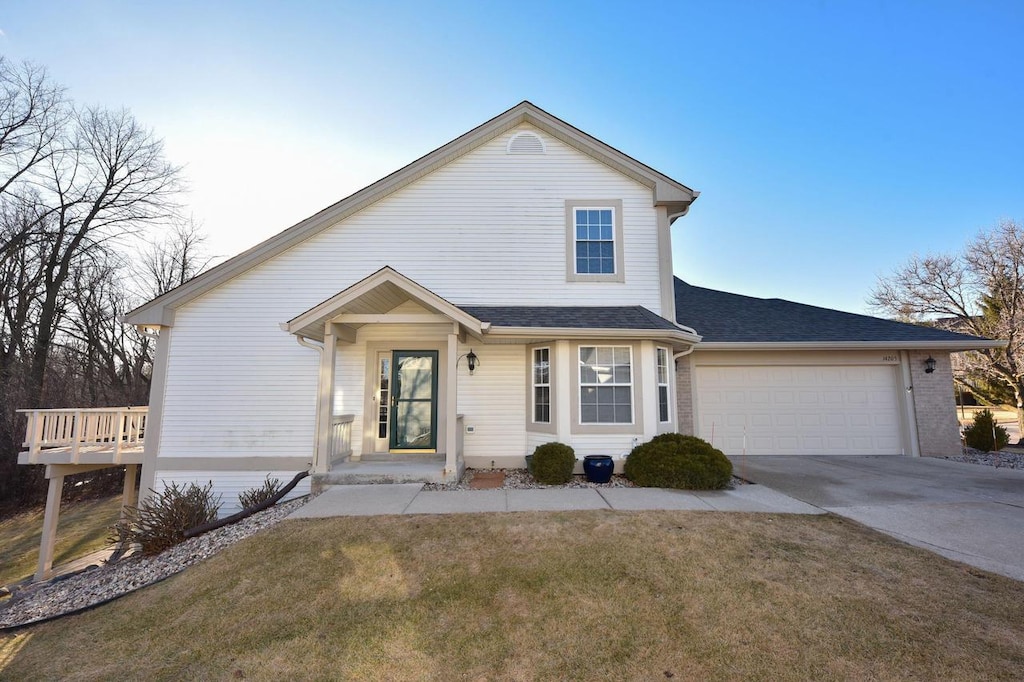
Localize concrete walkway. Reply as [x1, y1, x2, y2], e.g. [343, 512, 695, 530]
[736, 455, 1024, 582]
[288, 482, 822, 519]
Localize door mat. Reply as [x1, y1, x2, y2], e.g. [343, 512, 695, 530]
[468, 470, 505, 490]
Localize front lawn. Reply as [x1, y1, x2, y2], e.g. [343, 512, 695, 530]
[2, 510, 1023, 680]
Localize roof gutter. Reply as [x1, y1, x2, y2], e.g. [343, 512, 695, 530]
[484, 326, 701, 344]
[694, 340, 1007, 352]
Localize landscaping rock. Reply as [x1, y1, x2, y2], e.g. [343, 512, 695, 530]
[0, 497, 307, 630]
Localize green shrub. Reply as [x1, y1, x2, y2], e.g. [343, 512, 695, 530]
[624, 434, 732, 490]
[531, 442, 576, 485]
[115, 481, 221, 555]
[963, 409, 1010, 452]
[238, 475, 283, 509]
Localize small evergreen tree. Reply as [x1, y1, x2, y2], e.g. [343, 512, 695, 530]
[963, 409, 1010, 452]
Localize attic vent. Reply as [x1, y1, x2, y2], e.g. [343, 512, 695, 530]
[506, 131, 546, 154]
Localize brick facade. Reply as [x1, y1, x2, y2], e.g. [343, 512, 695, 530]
[675, 354, 694, 436]
[908, 350, 963, 456]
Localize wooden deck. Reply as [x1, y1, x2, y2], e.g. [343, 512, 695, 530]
[16, 407, 147, 581]
[17, 407, 147, 466]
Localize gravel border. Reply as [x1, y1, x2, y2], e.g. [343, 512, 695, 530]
[0, 496, 307, 630]
[423, 468, 748, 490]
[940, 447, 1024, 470]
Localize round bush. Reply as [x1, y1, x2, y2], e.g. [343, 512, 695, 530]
[531, 442, 576, 485]
[624, 435, 732, 490]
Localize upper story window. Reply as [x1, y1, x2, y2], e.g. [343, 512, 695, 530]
[575, 209, 614, 274]
[565, 199, 624, 283]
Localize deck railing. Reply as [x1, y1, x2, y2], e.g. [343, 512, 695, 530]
[330, 414, 355, 464]
[18, 407, 148, 464]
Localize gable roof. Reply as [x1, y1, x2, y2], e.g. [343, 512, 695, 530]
[674, 278, 1005, 350]
[123, 101, 699, 327]
[286, 266, 487, 341]
[284, 268, 702, 346]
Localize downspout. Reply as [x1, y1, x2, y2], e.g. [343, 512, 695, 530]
[294, 334, 324, 470]
[673, 344, 696, 360]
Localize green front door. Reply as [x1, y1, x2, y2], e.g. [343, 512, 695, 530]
[389, 350, 438, 451]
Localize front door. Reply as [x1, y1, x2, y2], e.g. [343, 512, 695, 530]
[388, 350, 438, 451]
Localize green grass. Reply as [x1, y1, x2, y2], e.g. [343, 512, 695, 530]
[0, 496, 122, 587]
[2, 510, 1024, 680]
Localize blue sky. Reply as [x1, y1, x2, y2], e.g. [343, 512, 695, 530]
[2, 1, 1022, 313]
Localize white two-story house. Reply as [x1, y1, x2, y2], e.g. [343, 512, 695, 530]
[21, 102, 1000, 548]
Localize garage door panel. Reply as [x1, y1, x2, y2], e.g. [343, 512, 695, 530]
[696, 364, 904, 456]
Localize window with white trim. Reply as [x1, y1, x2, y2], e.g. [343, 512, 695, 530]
[565, 199, 623, 282]
[656, 347, 670, 423]
[579, 346, 632, 423]
[574, 208, 615, 274]
[533, 347, 550, 423]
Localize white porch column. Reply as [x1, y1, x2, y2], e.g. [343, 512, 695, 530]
[36, 472, 64, 581]
[640, 340, 658, 441]
[555, 340, 573, 443]
[445, 331, 459, 477]
[315, 324, 337, 474]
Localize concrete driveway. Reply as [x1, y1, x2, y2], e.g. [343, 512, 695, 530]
[736, 455, 1024, 581]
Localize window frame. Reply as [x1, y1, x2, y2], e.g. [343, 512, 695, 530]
[532, 346, 551, 425]
[656, 346, 671, 424]
[565, 199, 624, 283]
[577, 345, 634, 425]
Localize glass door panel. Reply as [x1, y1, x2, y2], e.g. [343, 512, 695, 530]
[389, 351, 438, 450]
[374, 353, 391, 452]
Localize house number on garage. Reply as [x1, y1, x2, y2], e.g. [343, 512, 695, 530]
[881, 355, 898, 363]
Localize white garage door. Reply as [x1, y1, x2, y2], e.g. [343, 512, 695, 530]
[695, 365, 905, 455]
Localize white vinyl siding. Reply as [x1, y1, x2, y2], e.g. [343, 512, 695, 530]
[457, 344, 526, 459]
[153, 471, 311, 517]
[155, 125, 663, 477]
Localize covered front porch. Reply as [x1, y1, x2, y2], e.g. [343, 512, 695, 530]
[16, 407, 147, 580]
[287, 268, 482, 487]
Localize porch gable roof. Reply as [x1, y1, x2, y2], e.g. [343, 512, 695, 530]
[285, 266, 488, 341]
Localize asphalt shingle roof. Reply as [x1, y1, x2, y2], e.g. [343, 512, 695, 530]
[458, 305, 682, 331]
[673, 277, 991, 344]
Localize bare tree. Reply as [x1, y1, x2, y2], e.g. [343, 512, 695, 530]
[137, 217, 211, 298]
[871, 219, 1024, 435]
[0, 59, 66, 261]
[0, 61, 187, 512]
[26, 106, 181, 404]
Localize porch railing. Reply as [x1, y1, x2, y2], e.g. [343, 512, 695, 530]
[330, 414, 355, 464]
[18, 407, 148, 464]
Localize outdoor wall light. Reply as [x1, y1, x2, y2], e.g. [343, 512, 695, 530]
[924, 356, 937, 374]
[459, 349, 480, 375]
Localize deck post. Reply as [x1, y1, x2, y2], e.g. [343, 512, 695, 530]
[69, 410, 83, 463]
[36, 472, 65, 581]
[445, 331, 458, 478]
[113, 409, 125, 462]
[121, 464, 140, 518]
